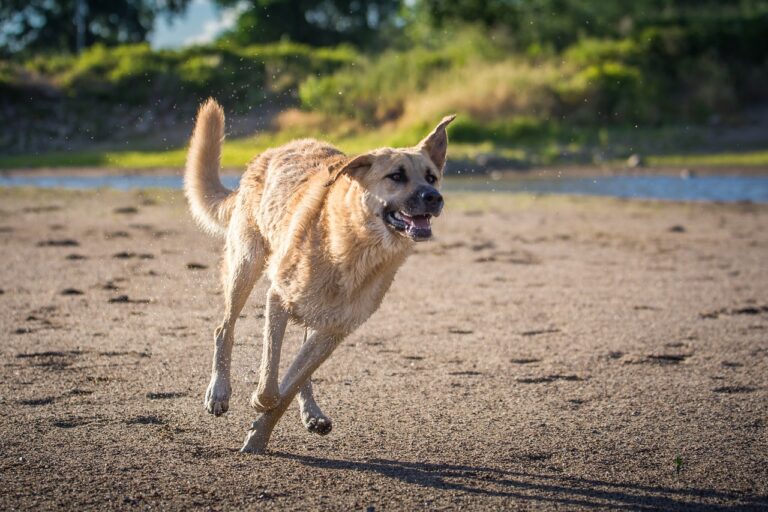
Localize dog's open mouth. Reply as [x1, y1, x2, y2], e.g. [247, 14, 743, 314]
[384, 210, 432, 240]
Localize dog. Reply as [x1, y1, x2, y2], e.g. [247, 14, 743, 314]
[184, 98, 454, 453]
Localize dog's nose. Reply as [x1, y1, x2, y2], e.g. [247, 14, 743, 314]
[419, 186, 443, 210]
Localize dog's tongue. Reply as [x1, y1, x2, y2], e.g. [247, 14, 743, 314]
[402, 213, 430, 229]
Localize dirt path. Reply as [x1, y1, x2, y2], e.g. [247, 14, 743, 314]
[1, 188, 766, 510]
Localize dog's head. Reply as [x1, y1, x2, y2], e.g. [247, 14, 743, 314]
[326, 115, 455, 242]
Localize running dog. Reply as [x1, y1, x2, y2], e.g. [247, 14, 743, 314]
[184, 99, 454, 453]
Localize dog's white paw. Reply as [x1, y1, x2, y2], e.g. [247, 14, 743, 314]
[302, 411, 333, 436]
[204, 376, 231, 417]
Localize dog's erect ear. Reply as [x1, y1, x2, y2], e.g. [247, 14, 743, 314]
[418, 114, 456, 170]
[325, 153, 375, 187]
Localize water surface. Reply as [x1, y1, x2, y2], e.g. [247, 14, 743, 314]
[1, 173, 767, 203]
[443, 175, 768, 203]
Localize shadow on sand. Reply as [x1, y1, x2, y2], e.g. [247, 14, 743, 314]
[272, 453, 767, 510]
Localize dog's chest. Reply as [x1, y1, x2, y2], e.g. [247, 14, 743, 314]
[273, 252, 404, 334]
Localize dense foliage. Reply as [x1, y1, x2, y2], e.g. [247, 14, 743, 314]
[10, 41, 355, 106]
[2, 0, 768, 156]
[216, 0, 402, 48]
[300, 13, 768, 126]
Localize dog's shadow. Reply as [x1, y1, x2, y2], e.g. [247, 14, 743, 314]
[272, 452, 766, 510]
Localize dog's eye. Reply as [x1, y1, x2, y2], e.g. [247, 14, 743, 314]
[387, 168, 407, 183]
[425, 173, 437, 185]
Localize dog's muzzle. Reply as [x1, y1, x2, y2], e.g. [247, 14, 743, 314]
[384, 186, 443, 241]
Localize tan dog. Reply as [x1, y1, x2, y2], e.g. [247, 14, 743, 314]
[184, 99, 454, 453]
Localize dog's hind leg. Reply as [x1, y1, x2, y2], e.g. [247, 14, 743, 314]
[250, 286, 288, 412]
[297, 329, 333, 435]
[204, 213, 264, 416]
[241, 330, 343, 453]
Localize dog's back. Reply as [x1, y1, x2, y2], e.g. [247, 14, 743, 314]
[240, 139, 345, 249]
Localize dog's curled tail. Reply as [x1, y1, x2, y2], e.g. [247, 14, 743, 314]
[184, 98, 236, 236]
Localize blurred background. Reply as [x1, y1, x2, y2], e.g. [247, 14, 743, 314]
[1, 0, 768, 173]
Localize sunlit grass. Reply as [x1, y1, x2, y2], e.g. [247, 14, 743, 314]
[399, 59, 562, 127]
[2, 130, 767, 170]
[0, 136, 282, 170]
[648, 150, 768, 167]
[0, 128, 515, 170]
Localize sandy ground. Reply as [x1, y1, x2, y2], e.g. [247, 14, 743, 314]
[0, 187, 766, 511]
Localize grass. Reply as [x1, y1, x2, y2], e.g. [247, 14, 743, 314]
[0, 126, 521, 170]
[648, 150, 768, 167]
[0, 137, 281, 170]
[1, 116, 767, 170]
[3, 139, 768, 171]
[397, 59, 562, 128]
[674, 455, 684, 476]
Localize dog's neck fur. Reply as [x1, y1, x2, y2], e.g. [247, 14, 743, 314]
[323, 177, 412, 297]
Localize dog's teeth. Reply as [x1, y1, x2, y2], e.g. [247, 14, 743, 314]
[392, 212, 403, 221]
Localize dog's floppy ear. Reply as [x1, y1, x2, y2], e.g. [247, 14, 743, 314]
[325, 153, 375, 187]
[418, 114, 456, 170]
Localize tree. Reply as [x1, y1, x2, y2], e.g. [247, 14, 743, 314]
[216, 0, 403, 48]
[420, 0, 768, 50]
[0, 0, 190, 55]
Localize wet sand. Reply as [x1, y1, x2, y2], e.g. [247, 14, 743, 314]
[0, 187, 766, 510]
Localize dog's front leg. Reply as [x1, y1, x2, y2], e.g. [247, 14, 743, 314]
[241, 329, 343, 453]
[250, 287, 288, 412]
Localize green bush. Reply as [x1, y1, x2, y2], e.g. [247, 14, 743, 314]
[0, 61, 19, 89]
[298, 31, 501, 121]
[564, 38, 642, 67]
[678, 54, 738, 121]
[53, 44, 174, 101]
[449, 117, 555, 145]
[295, 19, 758, 129]
[177, 55, 222, 90]
[3, 41, 358, 107]
[300, 48, 457, 121]
[24, 53, 77, 76]
[557, 61, 646, 122]
[558, 25, 748, 123]
[236, 42, 356, 94]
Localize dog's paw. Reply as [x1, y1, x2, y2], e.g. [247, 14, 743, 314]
[204, 376, 231, 417]
[302, 413, 333, 436]
[240, 416, 274, 454]
[250, 389, 279, 412]
[239, 442, 267, 455]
